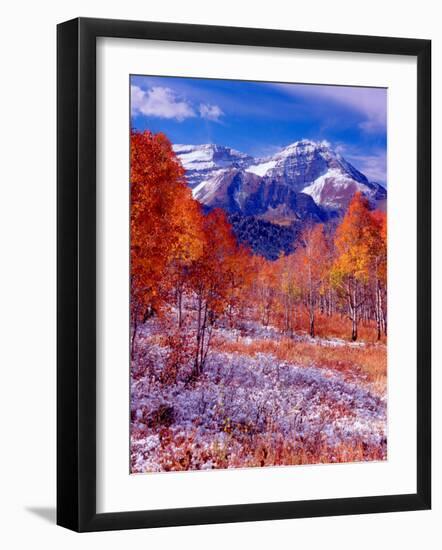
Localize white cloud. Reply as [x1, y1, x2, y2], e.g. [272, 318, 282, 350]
[131, 85, 196, 121]
[199, 103, 224, 122]
[347, 152, 386, 184]
[274, 83, 387, 134]
[358, 119, 385, 133]
[131, 86, 225, 123]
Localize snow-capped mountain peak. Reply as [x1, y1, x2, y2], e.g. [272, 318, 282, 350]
[174, 140, 386, 215]
[277, 138, 330, 156]
[172, 143, 253, 188]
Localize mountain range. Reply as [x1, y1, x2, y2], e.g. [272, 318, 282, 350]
[173, 140, 386, 259]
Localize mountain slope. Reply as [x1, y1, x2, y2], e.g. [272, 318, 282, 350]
[172, 144, 253, 189]
[192, 167, 325, 224]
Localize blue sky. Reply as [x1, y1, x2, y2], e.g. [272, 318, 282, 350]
[131, 75, 387, 184]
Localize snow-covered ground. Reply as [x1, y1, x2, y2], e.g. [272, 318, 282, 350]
[130, 322, 387, 473]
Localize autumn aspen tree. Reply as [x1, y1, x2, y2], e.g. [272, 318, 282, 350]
[332, 193, 380, 341]
[297, 224, 329, 338]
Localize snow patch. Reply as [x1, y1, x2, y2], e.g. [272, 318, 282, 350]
[246, 160, 277, 177]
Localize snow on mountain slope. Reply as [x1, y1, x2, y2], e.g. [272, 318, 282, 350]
[245, 160, 277, 177]
[173, 144, 253, 188]
[192, 169, 232, 205]
[301, 169, 376, 211]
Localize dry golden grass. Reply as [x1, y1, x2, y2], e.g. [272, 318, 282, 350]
[287, 312, 387, 344]
[238, 436, 386, 467]
[216, 336, 387, 394]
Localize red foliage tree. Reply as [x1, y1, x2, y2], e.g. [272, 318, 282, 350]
[188, 209, 246, 376]
[130, 130, 204, 356]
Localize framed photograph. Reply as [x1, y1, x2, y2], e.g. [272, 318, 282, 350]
[57, 17, 431, 532]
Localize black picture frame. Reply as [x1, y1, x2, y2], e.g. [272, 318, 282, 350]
[57, 17, 431, 532]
